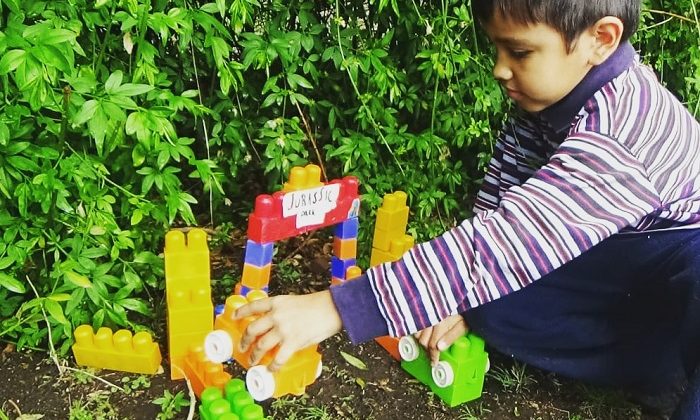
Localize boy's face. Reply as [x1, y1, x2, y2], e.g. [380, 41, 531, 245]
[485, 11, 596, 113]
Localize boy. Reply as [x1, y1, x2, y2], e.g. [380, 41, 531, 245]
[235, 0, 700, 417]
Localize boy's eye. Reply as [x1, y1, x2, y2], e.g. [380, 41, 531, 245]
[509, 49, 531, 59]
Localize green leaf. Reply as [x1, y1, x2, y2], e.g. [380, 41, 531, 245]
[0, 49, 27, 74]
[104, 70, 123, 93]
[0, 256, 14, 270]
[340, 351, 367, 370]
[38, 29, 77, 45]
[47, 293, 71, 302]
[44, 299, 69, 324]
[111, 83, 154, 97]
[73, 99, 99, 126]
[0, 122, 9, 146]
[287, 73, 313, 89]
[117, 298, 151, 316]
[64, 271, 92, 288]
[0, 273, 25, 294]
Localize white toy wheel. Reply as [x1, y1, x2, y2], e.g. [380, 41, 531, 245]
[204, 330, 233, 363]
[398, 336, 421, 362]
[315, 360, 323, 379]
[246, 365, 276, 401]
[432, 361, 455, 388]
[485, 357, 491, 373]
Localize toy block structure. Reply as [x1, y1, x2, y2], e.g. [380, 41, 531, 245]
[199, 379, 265, 420]
[236, 164, 361, 294]
[370, 191, 414, 267]
[204, 291, 323, 401]
[72, 325, 161, 374]
[181, 345, 232, 398]
[332, 265, 362, 286]
[164, 228, 214, 379]
[399, 333, 489, 407]
[370, 191, 415, 360]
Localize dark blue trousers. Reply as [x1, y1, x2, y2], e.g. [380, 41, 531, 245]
[464, 229, 700, 416]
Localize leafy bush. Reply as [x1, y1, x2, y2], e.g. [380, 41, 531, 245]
[0, 0, 697, 351]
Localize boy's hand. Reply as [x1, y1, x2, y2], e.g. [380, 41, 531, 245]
[414, 314, 468, 366]
[235, 290, 342, 372]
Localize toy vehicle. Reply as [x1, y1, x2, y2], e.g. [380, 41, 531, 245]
[204, 292, 322, 401]
[398, 333, 490, 407]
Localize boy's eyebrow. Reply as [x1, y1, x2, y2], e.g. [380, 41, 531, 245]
[492, 36, 535, 47]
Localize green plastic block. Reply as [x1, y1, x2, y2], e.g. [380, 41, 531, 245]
[400, 333, 488, 407]
[199, 378, 265, 420]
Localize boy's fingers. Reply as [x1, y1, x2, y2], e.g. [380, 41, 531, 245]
[269, 344, 295, 372]
[234, 298, 272, 319]
[435, 320, 469, 353]
[416, 327, 432, 349]
[239, 315, 274, 352]
[249, 330, 280, 366]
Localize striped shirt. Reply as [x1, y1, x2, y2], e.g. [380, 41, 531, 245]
[330, 42, 700, 342]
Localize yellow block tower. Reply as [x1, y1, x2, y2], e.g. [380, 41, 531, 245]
[165, 229, 213, 379]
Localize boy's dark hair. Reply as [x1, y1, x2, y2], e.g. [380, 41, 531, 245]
[472, 0, 641, 50]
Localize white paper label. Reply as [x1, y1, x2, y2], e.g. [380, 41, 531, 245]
[282, 184, 341, 228]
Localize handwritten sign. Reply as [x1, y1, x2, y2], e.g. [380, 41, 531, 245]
[282, 184, 341, 228]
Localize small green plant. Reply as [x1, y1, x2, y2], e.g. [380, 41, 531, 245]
[152, 390, 189, 420]
[68, 391, 118, 420]
[120, 375, 151, 394]
[458, 400, 492, 419]
[488, 361, 536, 394]
[269, 396, 336, 420]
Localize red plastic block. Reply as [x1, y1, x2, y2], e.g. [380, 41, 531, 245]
[247, 176, 360, 243]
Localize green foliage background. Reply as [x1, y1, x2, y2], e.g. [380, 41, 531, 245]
[0, 0, 698, 351]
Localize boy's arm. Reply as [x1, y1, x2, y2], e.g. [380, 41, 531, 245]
[342, 130, 660, 339]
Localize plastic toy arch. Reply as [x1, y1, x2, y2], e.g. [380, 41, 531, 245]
[235, 164, 362, 295]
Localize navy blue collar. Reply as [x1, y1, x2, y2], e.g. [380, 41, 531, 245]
[539, 41, 636, 133]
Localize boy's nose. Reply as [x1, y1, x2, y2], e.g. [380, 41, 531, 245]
[493, 59, 512, 82]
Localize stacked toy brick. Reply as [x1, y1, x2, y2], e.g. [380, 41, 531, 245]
[164, 229, 214, 379]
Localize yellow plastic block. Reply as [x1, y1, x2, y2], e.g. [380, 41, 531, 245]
[182, 346, 232, 398]
[165, 228, 213, 379]
[375, 191, 409, 231]
[72, 325, 162, 374]
[241, 263, 272, 289]
[370, 234, 415, 266]
[164, 229, 210, 285]
[332, 237, 357, 260]
[167, 285, 213, 331]
[282, 164, 324, 192]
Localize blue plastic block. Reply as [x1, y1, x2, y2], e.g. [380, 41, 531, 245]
[331, 256, 356, 279]
[243, 240, 274, 266]
[334, 218, 359, 239]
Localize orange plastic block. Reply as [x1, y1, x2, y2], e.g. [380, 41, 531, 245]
[282, 164, 324, 192]
[165, 228, 213, 379]
[181, 346, 232, 398]
[205, 292, 322, 400]
[333, 237, 357, 260]
[72, 325, 162, 374]
[331, 265, 362, 286]
[241, 263, 272, 289]
[375, 336, 401, 361]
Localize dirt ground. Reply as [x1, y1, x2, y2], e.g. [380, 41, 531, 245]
[0, 232, 665, 420]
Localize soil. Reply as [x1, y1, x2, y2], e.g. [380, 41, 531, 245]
[0, 231, 665, 420]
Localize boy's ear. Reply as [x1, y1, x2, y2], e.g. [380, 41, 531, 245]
[587, 16, 624, 65]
